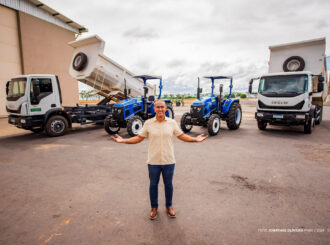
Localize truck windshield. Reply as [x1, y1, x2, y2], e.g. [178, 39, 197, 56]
[259, 75, 308, 96]
[7, 78, 27, 101]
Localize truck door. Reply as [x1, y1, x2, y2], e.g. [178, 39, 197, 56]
[29, 77, 57, 116]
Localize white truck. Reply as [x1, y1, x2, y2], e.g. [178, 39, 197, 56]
[249, 37, 328, 134]
[5, 35, 153, 136]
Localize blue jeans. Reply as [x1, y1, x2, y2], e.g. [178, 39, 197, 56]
[148, 164, 175, 208]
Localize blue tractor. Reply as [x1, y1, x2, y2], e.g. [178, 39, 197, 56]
[104, 75, 174, 136]
[180, 76, 242, 136]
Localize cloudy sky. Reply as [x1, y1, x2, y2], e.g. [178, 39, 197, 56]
[43, 0, 330, 95]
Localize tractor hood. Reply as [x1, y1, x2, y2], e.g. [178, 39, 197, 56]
[192, 97, 216, 106]
[113, 97, 143, 107]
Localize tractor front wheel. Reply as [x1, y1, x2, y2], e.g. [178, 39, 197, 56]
[180, 112, 193, 133]
[207, 114, 221, 136]
[104, 116, 120, 135]
[127, 115, 144, 137]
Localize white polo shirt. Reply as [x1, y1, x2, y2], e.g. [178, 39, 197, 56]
[139, 117, 183, 165]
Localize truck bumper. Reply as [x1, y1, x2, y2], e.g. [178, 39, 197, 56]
[8, 115, 44, 129]
[255, 111, 309, 126]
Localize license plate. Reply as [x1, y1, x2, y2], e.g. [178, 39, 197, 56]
[273, 114, 283, 119]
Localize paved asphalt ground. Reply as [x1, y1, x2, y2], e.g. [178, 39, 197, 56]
[0, 101, 329, 245]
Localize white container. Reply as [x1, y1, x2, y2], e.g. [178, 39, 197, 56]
[68, 35, 154, 100]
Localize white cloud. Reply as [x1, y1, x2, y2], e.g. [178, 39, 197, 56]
[43, 0, 330, 94]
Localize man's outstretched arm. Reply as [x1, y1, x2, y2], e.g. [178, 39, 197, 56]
[112, 134, 145, 144]
[178, 133, 208, 142]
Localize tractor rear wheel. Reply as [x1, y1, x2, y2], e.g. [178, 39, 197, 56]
[226, 102, 242, 130]
[180, 112, 193, 133]
[207, 114, 221, 136]
[104, 116, 120, 135]
[166, 106, 174, 119]
[127, 115, 144, 137]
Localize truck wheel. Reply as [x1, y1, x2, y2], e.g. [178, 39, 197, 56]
[180, 112, 193, 133]
[283, 56, 305, 72]
[257, 120, 267, 130]
[315, 105, 323, 125]
[226, 102, 242, 130]
[207, 114, 221, 136]
[166, 106, 174, 119]
[72, 52, 88, 71]
[304, 118, 313, 134]
[127, 115, 144, 137]
[45, 115, 68, 137]
[104, 117, 120, 134]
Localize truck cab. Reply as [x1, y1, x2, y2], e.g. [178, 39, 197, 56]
[6, 75, 62, 132]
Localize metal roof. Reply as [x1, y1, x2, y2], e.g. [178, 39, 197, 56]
[204, 76, 232, 79]
[0, 0, 87, 34]
[134, 75, 162, 80]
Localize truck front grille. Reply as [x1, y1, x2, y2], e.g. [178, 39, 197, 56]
[258, 100, 305, 110]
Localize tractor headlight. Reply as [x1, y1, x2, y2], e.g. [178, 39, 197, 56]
[296, 114, 305, 119]
[197, 108, 201, 112]
[21, 119, 26, 124]
[117, 109, 122, 113]
[256, 113, 263, 117]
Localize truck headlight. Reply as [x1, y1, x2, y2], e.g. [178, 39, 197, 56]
[257, 113, 263, 117]
[296, 115, 305, 119]
[21, 119, 26, 124]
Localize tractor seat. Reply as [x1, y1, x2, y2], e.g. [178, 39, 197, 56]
[148, 96, 155, 103]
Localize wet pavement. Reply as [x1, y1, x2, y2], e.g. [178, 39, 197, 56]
[0, 100, 329, 245]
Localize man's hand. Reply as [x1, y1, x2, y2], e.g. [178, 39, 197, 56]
[111, 134, 125, 143]
[111, 134, 145, 144]
[195, 133, 208, 142]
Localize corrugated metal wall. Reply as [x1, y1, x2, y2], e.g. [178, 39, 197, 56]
[0, 0, 79, 33]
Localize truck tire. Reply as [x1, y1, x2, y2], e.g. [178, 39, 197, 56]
[257, 120, 267, 130]
[72, 52, 88, 71]
[207, 114, 221, 136]
[104, 116, 120, 134]
[180, 112, 193, 133]
[283, 56, 305, 72]
[304, 118, 313, 134]
[166, 106, 174, 119]
[45, 115, 68, 137]
[127, 115, 144, 137]
[315, 105, 323, 125]
[226, 102, 242, 130]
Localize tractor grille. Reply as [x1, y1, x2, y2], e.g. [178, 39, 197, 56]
[191, 105, 203, 118]
[112, 107, 124, 120]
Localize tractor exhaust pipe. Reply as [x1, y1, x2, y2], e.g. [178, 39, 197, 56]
[197, 77, 200, 99]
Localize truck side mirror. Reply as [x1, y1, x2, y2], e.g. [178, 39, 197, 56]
[317, 82, 324, 92]
[248, 79, 253, 94]
[6, 81, 9, 95]
[318, 76, 324, 82]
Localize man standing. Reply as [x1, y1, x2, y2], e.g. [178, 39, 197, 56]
[112, 100, 207, 219]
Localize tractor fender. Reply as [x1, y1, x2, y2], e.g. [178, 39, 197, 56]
[44, 109, 72, 128]
[222, 99, 239, 114]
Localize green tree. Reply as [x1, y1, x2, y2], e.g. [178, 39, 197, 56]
[240, 94, 247, 99]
